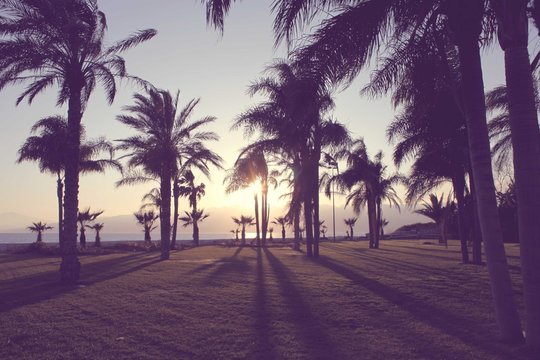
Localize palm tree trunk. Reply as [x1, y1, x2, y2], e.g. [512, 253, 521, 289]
[171, 179, 180, 250]
[375, 197, 381, 248]
[241, 225, 246, 246]
[281, 225, 285, 242]
[254, 193, 260, 247]
[261, 183, 268, 246]
[60, 79, 82, 284]
[293, 210, 300, 251]
[304, 192, 314, 257]
[37, 231, 42, 243]
[313, 160, 321, 258]
[144, 228, 151, 243]
[350, 226, 354, 240]
[453, 174, 470, 263]
[469, 172, 483, 264]
[497, 3, 540, 344]
[367, 196, 375, 248]
[160, 162, 171, 259]
[57, 174, 63, 251]
[95, 232, 100, 247]
[80, 226, 86, 249]
[193, 220, 199, 247]
[448, 2, 523, 340]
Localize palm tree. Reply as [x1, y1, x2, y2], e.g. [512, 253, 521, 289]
[178, 171, 207, 247]
[343, 218, 357, 240]
[0, 0, 156, 284]
[134, 210, 159, 244]
[268, 0, 523, 341]
[28, 222, 53, 243]
[272, 216, 288, 242]
[235, 215, 255, 246]
[116, 88, 220, 260]
[233, 60, 349, 256]
[269, 227, 274, 241]
[380, 219, 389, 239]
[86, 223, 104, 248]
[232, 217, 242, 241]
[179, 209, 209, 245]
[491, 1, 540, 345]
[17, 116, 120, 251]
[415, 194, 454, 247]
[77, 208, 103, 249]
[140, 188, 162, 213]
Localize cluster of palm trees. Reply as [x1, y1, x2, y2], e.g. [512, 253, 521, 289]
[204, 0, 540, 348]
[2, 0, 539, 348]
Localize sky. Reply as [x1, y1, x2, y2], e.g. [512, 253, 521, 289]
[0, 1, 510, 234]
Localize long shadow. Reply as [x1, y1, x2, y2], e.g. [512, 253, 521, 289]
[187, 246, 245, 275]
[374, 247, 462, 262]
[1, 252, 160, 313]
[253, 246, 276, 359]
[202, 246, 250, 284]
[263, 248, 342, 359]
[315, 256, 521, 358]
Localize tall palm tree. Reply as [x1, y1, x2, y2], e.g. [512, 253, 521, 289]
[77, 208, 103, 249]
[232, 217, 242, 241]
[28, 222, 53, 243]
[178, 171, 207, 247]
[116, 88, 219, 260]
[86, 223, 104, 247]
[414, 193, 454, 247]
[491, 0, 540, 345]
[224, 150, 272, 247]
[272, 216, 288, 242]
[179, 209, 209, 245]
[0, 0, 156, 284]
[17, 116, 120, 251]
[134, 210, 159, 244]
[343, 218, 357, 240]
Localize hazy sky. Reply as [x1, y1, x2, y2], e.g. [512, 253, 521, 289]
[0, 1, 508, 229]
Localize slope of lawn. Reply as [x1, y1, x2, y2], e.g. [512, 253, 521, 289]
[0, 240, 534, 359]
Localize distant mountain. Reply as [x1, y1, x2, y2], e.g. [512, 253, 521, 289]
[0, 212, 46, 233]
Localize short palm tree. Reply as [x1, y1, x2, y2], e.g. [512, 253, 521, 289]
[380, 219, 389, 239]
[17, 116, 120, 250]
[178, 171, 207, 247]
[179, 209, 209, 245]
[116, 88, 219, 260]
[272, 216, 288, 242]
[234, 215, 255, 246]
[86, 223, 104, 248]
[343, 218, 357, 240]
[77, 208, 103, 249]
[28, 222, 53, 243]
[414, 193, 454, 247]
[140, 188, 162, 213]
[134, 210, 159, 244]
[0, 0, 156, 284]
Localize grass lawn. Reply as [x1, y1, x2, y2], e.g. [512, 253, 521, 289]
[0, 240, 535, 359]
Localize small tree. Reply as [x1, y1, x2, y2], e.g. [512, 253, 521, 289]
[28, 222, 53, 243]
[344, 218, 358, 240]
[269, 227, 274, 241]
[415, 193, 454, 247]
[179, 209, 209, 245]
[134, 210, 159, 244]
[380, 219, 389, 239]
[234, 215, 254, 246]
[77, 208, 104, 249]
[86, 223, 104, 247]
[272, 216, 287, 242]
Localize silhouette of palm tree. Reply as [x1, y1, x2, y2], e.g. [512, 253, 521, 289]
[77, 208, 103, 249]
[86, 223, 104, 247]
[272, 216, 288, 242]
[134, 210, 159, 244]
[179, 209, 210, 246]
[28, 222, 53, 243]
[343, 218, 357, 240]
[17, 116, 120, 250]
[116, 88, 220, 260]
[415, 193, 455, 248]
[178, 171, 207, 246]
[233, 215, 255, 246]
[0, 0, 156, 284]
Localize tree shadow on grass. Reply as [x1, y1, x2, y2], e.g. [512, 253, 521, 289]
[201, 246, 251, 285]
[252, 246, 276, 359]
[315, 256, 528, 359]
[187, 246, 245, 275]
[0, 252, 160, 313]
[263, 248, 342, 359]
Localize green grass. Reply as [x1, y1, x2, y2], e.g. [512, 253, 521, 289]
[0, 240, 535, 359]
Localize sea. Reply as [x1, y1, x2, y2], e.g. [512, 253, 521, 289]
[0, 232, 252, 244]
